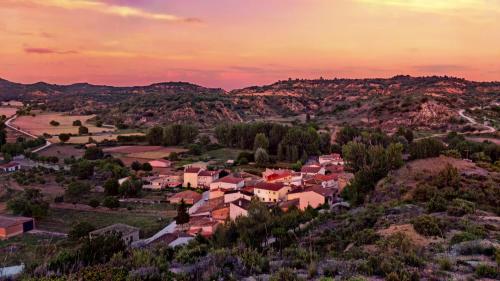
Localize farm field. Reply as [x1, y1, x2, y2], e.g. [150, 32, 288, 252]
[37, 208, 171, 237]
[48, 132, 144, 144]
[38, 144, 85, 160]
[0, 106, 17, 117]
[202, 148, 249, 163]
[104, 145, 188, 160]
[11, 112, 114, 136]
[5, 127, 33, 143]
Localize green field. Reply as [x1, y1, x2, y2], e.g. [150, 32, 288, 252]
[203, 148, 250, 162]
[37, 208, 173, 237]
[0, 233, 65, 267]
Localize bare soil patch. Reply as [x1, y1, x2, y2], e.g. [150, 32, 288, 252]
[38, 144, 84, 160]
[0, 106, 18, 117]
[104, 146, 187, 160]
[12, 112, 113, 136]
[377, 224, 443, 247]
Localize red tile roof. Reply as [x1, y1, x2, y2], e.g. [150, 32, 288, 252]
[0, 162, 20, 169]
[301, 165, 322, 174]
[213, 176, 244, 184]
[199, 170, 219, 177]
[168, 190, 202, 203]
[185, 167, 202, 173]
[254, 182, 286, 191]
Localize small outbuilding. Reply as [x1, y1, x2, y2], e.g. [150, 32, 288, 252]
[0, 215, 34, 239]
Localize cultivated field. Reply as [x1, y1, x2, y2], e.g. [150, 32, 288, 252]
[38, 144, 85, 160]
[12, 112, 113, 136]
[0, 106, 18, 117]
[104, 145, 188, 160]
[48, 133, 144, 144]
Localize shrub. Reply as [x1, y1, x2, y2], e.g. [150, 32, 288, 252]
[412, 215, 442, 237]
[426, 195, 448, 213]
[72, 120, 82, 126]
[103, 196, 120, 209]
[447, 199, 475, 217]
[438, 257, 453, 271]
[50, 120, 60, 126]
[475, 264, 498, 278]
[68, 221, 96, 241]
[79, 126, 89, 135]
[88, 199, 100, 208]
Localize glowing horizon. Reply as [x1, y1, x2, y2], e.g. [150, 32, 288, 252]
[1, 0, 499, 89]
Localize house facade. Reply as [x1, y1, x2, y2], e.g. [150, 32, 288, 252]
[253, 182, 292, 203]
[183, 166, 202, 188]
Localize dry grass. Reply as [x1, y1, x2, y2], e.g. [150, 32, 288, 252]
[377, 224, 443, 247]
[0, 107, 18, 117]
[12, 112, 113, 136]
[38, 144, 85, 159]
[103, 145, 188, 161]
[48, 133, 144, 144]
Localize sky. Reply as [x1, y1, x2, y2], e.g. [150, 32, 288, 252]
[1, 0, 499, 89]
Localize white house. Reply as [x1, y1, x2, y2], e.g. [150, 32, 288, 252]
[0, 162, 21, 173]
[209, 176, 245, 191]
[229, 198, 251, 220]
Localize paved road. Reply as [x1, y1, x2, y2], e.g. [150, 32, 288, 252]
[4, 115, 52, 153]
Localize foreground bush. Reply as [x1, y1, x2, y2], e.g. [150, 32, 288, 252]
[412, 215, 442, 237]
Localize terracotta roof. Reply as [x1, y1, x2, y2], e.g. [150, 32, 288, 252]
[153, 232, 192, 245]
[230, 198, 252, 210]
[169, 190, 202, 203]
[279, 198, 300, 209]
[224, 189, 253, 196]
[265, 172, 291, 182]
[149, 159, 171, 164]
[301, 165, 322, 174]
[185, 166, 202, 173]
[254, 182, 286, 191]
[0, 215, 32, 228]
[199, 170, 219, 177]
[193, 197, 225, 214]
[213, 176, 244, 184]
[289, 186, 335, 197]
[0, 162, 20, 169]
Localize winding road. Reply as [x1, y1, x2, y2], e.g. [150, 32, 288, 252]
[415, 110, 497, 141]
[4, 114, 52, 153]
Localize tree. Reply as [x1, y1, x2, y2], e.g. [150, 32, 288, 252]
[50, 120, 60, 126]
[103, 196, 120, 209]
[68, 221, 95, 241]
[131, 161, 141, 172]
[83, 147, 104, 160]
[59, 133, 71, 143]
[141, 162, 152, 172]
[71, 160, 94, 179]
[254, 133, 269, 151]
[66, 181, 91, 199]
[410, 138, 445, 160]
[72, 120, 82, 126]
[199, 134, 211, 146]
[255, 148, 269, 167]
[175, 199, 190, 226]
[104, 178, 119, 195]
[79, 126, 89, 135]
[7, 188, 49, 219]
[169, 152, 179, 161]
[146, 126, 163, 145]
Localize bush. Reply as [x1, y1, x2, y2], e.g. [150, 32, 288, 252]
[66, 181, 91, 199]
[103, 196, 120, 209]
[88, 199, 100, 208]
[412, 215, 442, 237]
[50, 120, 60, 126]
[426, 195, 448, 213]
[68, 221, 96, 241]
[475, 264, 498, 278]
[79, 126, 89, 135]
[447, 199, 475, 217]
[72, 120, 82, 126]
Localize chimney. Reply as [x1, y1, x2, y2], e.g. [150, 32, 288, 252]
[239, 200, 242, 206]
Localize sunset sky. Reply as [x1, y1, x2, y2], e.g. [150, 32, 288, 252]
[1, 0, 499, 89]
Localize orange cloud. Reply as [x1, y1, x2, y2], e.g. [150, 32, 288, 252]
[24, 47, 78, 55]
[7, 0, 200, 22]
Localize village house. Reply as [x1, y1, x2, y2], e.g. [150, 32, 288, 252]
[168, 190, 203, 205]
[183, 166, 202, 188]
[253, 182, 292, 203]
[287, 186, 335, 210]
[337, 173, 354, 191]
[0, 162, 21, 173]
[197, 170, 220, 188]
[151, 232, 193, 248]
[319, 153, 344, 166]
[300, 164, 326, 176]
[0, 215, 34, 239]
[223, 190, 253, 204]
[89, 223, 140, 246]
[209, 176, 245, 191]
[187, 216, 219, 237]
[148, 159, 172, 168]
[142, 176, 167, 190]
[262, 168, 293, 183]
[304, 174, 339, 189]
[229, 198, 252, 220]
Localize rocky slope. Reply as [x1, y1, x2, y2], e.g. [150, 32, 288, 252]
[1, 76, 498, 131]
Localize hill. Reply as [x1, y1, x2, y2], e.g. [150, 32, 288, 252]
[1, 76, 499, 131]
